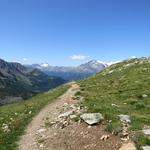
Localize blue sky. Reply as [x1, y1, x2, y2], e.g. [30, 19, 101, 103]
[0, 0, 150, 66]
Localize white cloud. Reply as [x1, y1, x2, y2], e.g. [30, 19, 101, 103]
[22, 58, 28, 61]
[70, 54, 90, 60]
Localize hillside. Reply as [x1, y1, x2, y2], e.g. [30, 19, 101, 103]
[27, 60, 107, 81]
[0, 59, 65, 105]
[78, 57, 150, 148]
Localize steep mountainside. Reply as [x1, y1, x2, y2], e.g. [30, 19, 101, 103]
[28, 60, 107, 81]
[78, 57, 150, 148]
[0, 59, 65, 105]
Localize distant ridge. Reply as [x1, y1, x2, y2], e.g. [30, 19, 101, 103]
[0, 59, 65, 105]
[27, 60, 109, 81]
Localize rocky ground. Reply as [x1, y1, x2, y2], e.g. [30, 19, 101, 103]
[19, 82, 142, 150]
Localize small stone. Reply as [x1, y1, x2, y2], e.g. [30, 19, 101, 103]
[63, 103, 69, 107]
[122, 131, 129, 137]
[88, 126, 92, 129]
[10, 118, 14, 121]
[49, 121, 56, 126]
[111, 103, 119, 107]
[54, 133, 57, 136]
[70, 115, 78, 119]
[142, 94, 148, 98]
[118, 114, 131, 123]
[60, 121, 69, 129]
[100, 135, 110, 141]
[37, 128, 46, 133]
[120, 136, 129, 141]
[58, 111, 74, 118]
[39, 144, 44, 148]
[143, 126, 150, 136]
[15, 113, 18, 115]
[142, 146, 150, 150]
[80, 113, 104, 125]
[29, 111, 32, 115]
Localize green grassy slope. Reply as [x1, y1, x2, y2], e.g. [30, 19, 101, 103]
[78, 58, 150, 148]
[0, 84, 70, 150]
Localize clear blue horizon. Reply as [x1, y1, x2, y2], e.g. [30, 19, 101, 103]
[0, 0, 150, 66]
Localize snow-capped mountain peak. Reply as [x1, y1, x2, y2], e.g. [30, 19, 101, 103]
[78, 60, 107, 72]
[97, 60, 108, 67]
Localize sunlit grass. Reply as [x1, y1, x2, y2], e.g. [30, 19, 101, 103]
[78, 58, 150, 148]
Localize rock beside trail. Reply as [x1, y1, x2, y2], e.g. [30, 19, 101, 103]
[37, 128, 46, 133]
[142, 126, 150, 136]
[142, 146, 150, 150]
[80, 113, 104, 125]
[58, 110, 74, 118]
[119, 142, 136, 150]
[100, 135, 110, 141]
[118, 115, 131, 123]
[70, 115, 78, 120]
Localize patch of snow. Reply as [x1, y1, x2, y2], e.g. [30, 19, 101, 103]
[97, 60, 108, 67]
[106, 61, 121, 66]
[40, 63, 49, 67]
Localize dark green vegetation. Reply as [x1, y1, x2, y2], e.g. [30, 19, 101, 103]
[0, 59, 65, 105]
[78, 58, 150, 148]
[0, 84, 69, 150]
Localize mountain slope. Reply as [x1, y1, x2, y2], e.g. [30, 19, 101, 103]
[28, 60, 107, 81]
[78, 57, 150, 148]
[0, 59, 65, 105]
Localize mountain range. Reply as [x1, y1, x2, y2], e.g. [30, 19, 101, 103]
[0, 59, 65, 105]
[0, 59, 117, 105]
[27, 60, 109, 81]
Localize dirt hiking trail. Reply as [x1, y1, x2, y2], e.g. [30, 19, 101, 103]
[19, 82, 124, 150]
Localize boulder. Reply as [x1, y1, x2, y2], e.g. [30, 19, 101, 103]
[80, 113, 104, 125]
